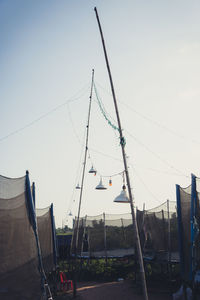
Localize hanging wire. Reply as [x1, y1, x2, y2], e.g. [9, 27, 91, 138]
[67, 102, 82, 145]
[120, 101, 200, 146]
[130, 164, 162, 204]
[87, 148, 124, 179]
[124, 128, 188, 178]
[89, 147, 189, 178]
[0, 83, 90, 143]
[66, 126, 88, 215]
[93, 82, 187, 177]
[97, 170, 125, 178]
[95, 80, 200, 146]
[89, 147, 122, 162]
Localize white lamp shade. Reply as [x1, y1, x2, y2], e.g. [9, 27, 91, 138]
[114, 187, 130, 203]
[95, 178, 107, 190]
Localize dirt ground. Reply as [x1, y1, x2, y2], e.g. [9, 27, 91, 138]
[55, 280, 173, 300]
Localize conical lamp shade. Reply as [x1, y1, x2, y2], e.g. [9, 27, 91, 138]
[76, 183, 81, 189]
[89, 165, 96, 174]
[95, 178, 107, 190]
[69, 211, 73, 216]
[114, 186, 130, 203]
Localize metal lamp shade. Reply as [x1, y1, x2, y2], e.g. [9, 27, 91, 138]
[95, 178, 107, 190]
[69, 211, 73, 216]
[114, 187, 130, 203]
[76, 183, 81, 189]
[89, 166, 96, 174]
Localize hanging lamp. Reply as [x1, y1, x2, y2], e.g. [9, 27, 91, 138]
[109, 178, 112, 186]
[114, 185, 130, 203]
[76, 183, 81, 189]
[95, 177, 107, 190]
[89, 165, 97, 174]
[69, 211, 73, 216]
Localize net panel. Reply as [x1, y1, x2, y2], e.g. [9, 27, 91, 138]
[36, 206, 55, 273]
[142, 201, 178, 253]
[0, 175, 44, 299]
[71, 215, 135, 257]
[143, 211, 167, 251]
[72, 200, 178, 259]
[195, 178, 200, 270]
[71, 217, 86, 255]
[72, 201, 178, 256]
[0, 175, 25, 199]
[179, 186, 191, 280]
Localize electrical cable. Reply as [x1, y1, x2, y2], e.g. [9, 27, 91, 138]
[125, 129, 188, 178]
[95, 80, 200, 145]
[89, 147, 188, 177]
[130, 164, 164, 204]
[66, 102, 82, 145]
[0, 83, 90, 143]
[93, 83, 188, 178]
[66, 127, 87, 216]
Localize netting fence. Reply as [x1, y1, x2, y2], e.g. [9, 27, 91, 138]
[71, 200, 178, 261]
[0, 172, 47, 300]
[176, 174, 200, 283]
[36, 204, 57, 274]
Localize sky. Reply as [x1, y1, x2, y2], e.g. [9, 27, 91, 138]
[1, 0, 200, 228]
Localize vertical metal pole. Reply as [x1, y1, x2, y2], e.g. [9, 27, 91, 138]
[142, 203, 145, 235]
[81, 215, 87, 256]
[167, 200, 172, 286]
[88, 226, 91, 259]
[161, 209, 167, 250]
[94, 7, 148, 300]
[73, 69, 95, 297]
[32, 182, 35, 207]
[121, 218, 126, 246]
[103, 212, 108, 263]
[75, 69, 95, 250]
[191, 174, 196, 282]
[70, 217, 76, 256]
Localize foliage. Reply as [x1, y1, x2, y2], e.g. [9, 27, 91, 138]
[56, 225, 73, 235]
[76, 258, 135, 282]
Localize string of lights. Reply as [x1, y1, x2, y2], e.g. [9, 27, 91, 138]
[67, 81, 189, 220]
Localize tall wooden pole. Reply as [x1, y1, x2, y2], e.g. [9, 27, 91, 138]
[94, 7, 148, 300]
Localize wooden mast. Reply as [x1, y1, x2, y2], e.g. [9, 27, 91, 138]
[94, 7, 149, 300]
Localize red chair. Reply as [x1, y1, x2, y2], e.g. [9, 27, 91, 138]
[59, 271, 73, 291]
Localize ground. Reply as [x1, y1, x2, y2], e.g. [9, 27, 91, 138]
[55, 280, 173, 300]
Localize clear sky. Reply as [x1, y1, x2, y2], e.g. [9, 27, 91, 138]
[1, 0, 200, 228]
